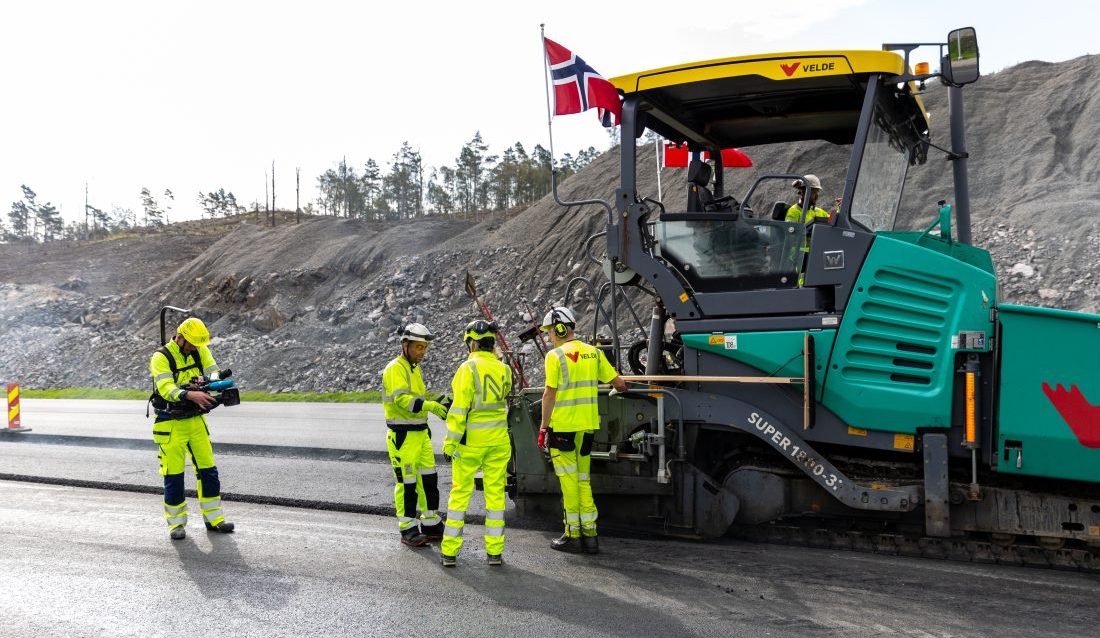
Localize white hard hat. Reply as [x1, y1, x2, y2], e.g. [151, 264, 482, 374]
[400, 323, 435, 343]
[792, 174, 822, 190]
[539, 306, 577, 331]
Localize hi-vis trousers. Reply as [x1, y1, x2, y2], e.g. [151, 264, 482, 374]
[387, 427, 441, 531]
[153, 414, 226, 530]
[548, 429, 597, 539]
[441, 443, 510, 557]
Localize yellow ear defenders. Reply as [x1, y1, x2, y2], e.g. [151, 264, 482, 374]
[553, 322, 569, 338]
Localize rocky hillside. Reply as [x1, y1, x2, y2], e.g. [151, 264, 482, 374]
[1, 55, 1097, 392]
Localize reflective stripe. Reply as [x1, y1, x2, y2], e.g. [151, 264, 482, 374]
[578, 473, 590, 481]
[398, 516, 416, 524]
[446, 510, 466, 522]
[200, 498, 222, 511]
[202, 508, 223, 523]
[485, 510, 505, 521]
[446, 430, 463, 441]
[466, 419, 508, 430]
[166, 515, 187, 526]
[153, 372, 173, 382]
[554, 464, 578, 476]
[449, 406, 469, 417]
[418, 468, 437, 476]
[485, 527, 504, 537]
[554, 397, 598, 408]
[579, 512, 597, 523]
[565, 513, 580, 523]
[469, 360, 483, 408]
[559, 380, 598, 391]
[421, 512, 441, 525]
[401, 474, 417, 485]
[476, 401, 507, 411]
[170, 388, 186, 401]
[386, 418, 428, 426]
[389, 388, 411, 400]
[444, 526, 463, 537]
[165, 504, 187, 514]
[554, 349, 570, 387]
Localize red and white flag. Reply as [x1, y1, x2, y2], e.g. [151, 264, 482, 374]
[544, 37, 621, 127]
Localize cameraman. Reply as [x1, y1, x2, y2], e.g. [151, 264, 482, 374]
[149, 317, 235, 541]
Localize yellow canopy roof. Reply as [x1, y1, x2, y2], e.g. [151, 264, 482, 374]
[609, 50, 927, 149]
[610, 50, 906, 93]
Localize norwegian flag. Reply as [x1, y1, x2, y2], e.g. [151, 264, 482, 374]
[544, 37, 621, 127]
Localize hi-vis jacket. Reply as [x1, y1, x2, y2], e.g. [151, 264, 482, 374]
[785, 203, 831, 224]
[150, 340, 219, 403]
[446, 351, 512, 448]
[382, 355, 429, 430]
[544, 339, 619, 433]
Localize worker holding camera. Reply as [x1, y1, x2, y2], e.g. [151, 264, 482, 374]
[149, 317, 236, 540]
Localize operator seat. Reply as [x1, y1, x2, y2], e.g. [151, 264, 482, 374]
[686, 160, 715, 212]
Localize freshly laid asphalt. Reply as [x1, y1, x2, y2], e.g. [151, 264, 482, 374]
[2, 400, 1099, 637]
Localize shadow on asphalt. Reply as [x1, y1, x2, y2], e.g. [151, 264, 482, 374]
[172, 527, 300, 616]
[411, 534, 695, 638]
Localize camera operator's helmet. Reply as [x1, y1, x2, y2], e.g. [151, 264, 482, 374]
[177, 317, 210, 347]
[463, 319, 498, 343]
[539, 307, 577, 338]
[400, 323, 434, 343]
[792, 174, 822, 191]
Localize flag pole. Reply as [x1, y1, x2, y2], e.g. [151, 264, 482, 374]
[540, 24, 557, 169]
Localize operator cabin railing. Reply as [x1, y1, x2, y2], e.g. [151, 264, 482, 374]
[620, 331, 816, 431]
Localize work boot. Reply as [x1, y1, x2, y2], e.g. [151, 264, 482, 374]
[550, 533, 582, 554]
[581, 535, 600, 555]
[486, 554, 503, 567]
[440, 553, 457, 568]
[401, 528, 430, 548]
[169, 526, 186, 541]
[421, 522, 445, 541]
[205, 521, 235, 533]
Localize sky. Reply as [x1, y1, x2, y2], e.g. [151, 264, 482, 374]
[1, 0, 1096, 226]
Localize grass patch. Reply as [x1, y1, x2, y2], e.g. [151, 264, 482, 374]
[22, 388, 149, 400]
[21, 387, 383, 403]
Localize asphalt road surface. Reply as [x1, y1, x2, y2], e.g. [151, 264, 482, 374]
[2, 400, 1098, 637]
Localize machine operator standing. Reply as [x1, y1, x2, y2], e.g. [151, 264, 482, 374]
[538, 307, 627, 554]
[149, 317, 234, 540]
[382, 323, 449, 547]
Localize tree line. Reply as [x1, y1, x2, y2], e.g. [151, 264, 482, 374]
[314, 132, 598, 220]
[1, 133, 600, 242]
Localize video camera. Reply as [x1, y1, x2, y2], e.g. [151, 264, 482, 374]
[148, 368, 241, 421]
[184, 368, 241, 409]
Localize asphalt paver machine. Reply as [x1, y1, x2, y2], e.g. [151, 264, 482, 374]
[509, 28, 1100, 568]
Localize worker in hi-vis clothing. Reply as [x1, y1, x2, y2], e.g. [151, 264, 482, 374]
[149, 317, 234, 540]
[383, 323, 449, 547]
[537, 307, 627, 554]
[440, 320, 513, 568]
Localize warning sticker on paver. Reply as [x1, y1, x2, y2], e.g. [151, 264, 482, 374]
[724, 335, 738, 350]
[893, 433, 915, 451]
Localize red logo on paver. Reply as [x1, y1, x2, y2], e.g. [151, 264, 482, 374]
[566, 352, 580, 363]
[1042, 382, 1100, 448]
[780, 62, 800, 77]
